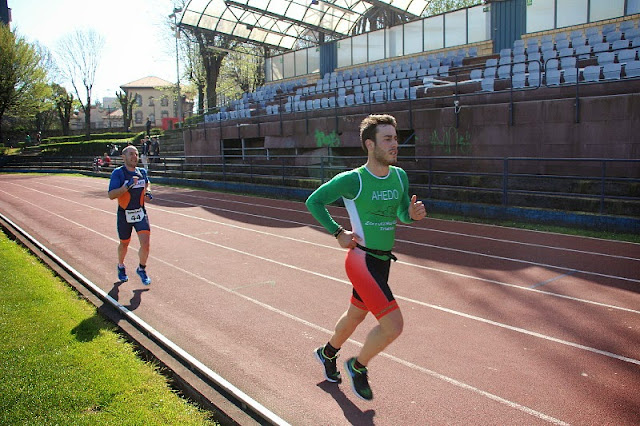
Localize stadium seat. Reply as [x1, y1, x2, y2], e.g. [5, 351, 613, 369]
[593, 42, 610, 54]
[546, 58, 560, 70]
[543, 49, 558, 62]
[617, 49, 638, 63]
[624, 60, 640, 77]
[570, 30, 584, 39]
[602, 23, 617, 34]
[563, 67, 579, 84]
[626, 28, 640, 40]
[597, 51, 615, 65]
[393, 87, 408, 100]
[561, 56, 577, 69]
[620, 20, 636, 32]
[320, 98, 329, 108]
[513, 73, 526, 89]
[603, 63, 622, 80]
[605, 31, 622, 43]
[345, 94, 355, 106]
[513, 46, 526, 57]
[481, 78, 495, 91]
[586, 27, 601, 38]
[612, 39, 631, 51]
[576, 45, 591, 59]
[527, 72, 541, 87]
[470, 69, 483, 80]
[485, 58, 498, 67]
[556, 39, 570, 50]
[583, 65, 602, 82]
[559, 47, 574, 57]
[571, 36, 586, 47]
[545, 69, 561, 85]
[484, 67, 497, 78]
[513, 63, 526, 74]
[498, 65, 511, 79]
[588, 34, 604, 46]
[541, 41, 554, 52]
[527, 51, 541, 63]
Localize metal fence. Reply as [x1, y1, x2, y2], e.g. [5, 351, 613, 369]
[1, 154, 638, 217]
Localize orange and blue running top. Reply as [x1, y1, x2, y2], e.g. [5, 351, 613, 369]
[108, 166, 150, 210]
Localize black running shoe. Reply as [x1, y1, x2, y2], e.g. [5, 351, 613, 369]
[314, 346, 341, 383]
[345, 357, 373, 400]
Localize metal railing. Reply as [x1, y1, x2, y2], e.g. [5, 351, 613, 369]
[2, 154, 638, 217]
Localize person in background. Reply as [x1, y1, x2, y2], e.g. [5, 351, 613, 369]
[140, 136, 150, 169]
[306, 114, 426, 401]
[108, 145, 153, 285]
[146, 117, 152, 136]
[102, 152, 111, 168]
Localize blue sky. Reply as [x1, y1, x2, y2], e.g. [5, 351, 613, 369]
[9, 0, 179, 103]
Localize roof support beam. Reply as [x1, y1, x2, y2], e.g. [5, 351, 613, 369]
[224, 0, 346, 39]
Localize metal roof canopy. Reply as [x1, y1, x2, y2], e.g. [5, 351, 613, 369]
[180, 0, 431, 52]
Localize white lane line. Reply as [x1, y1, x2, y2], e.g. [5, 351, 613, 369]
[14, 185, 640, 365]
[530, 271, 578, 289]
[49, 177, 640, 262]
[142, 188, 640, 261]
[14, 181, 640, 314]
[0, 188, 569, 424]
[136, 193, 640, 284]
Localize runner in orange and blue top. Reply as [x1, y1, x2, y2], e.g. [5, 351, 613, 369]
[108, 145, 153, 285]
[306, 114, 427, 401]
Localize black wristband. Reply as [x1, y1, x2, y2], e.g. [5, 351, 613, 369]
[332, 226, 344, 238]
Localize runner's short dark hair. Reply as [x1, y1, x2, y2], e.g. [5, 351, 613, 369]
[359, 114, 397, 153]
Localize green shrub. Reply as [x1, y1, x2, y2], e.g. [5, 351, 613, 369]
[39, 140, 134, 156]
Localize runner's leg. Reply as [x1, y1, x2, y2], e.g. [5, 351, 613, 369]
[356, 309, 403, 366]
[137, 231, 150, 265]
[329, 303, 368, 349]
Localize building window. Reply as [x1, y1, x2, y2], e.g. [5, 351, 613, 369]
[135, 111, 143, 124]
[148, 96, 155, 106]
[135, 94, 142, 106]
[161, 110, 169, 118]
[161, 96, 169, 107]
[149, 113, 155, 123]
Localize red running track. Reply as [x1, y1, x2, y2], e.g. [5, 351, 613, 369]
[1, 173, 639, 425]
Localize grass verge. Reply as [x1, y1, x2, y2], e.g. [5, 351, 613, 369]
[0, 232, 217, 425]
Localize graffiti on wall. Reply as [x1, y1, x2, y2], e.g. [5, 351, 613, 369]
[315, 130, 341, 148]
[429, 127, 472, 154]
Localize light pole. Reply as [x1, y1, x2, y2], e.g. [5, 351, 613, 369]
[169, 7, 183, 125]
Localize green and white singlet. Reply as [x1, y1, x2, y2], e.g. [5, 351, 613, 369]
[306, 165, 413, 254]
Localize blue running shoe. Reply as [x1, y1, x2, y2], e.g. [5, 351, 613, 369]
[345, 357, 373, 400]
[117, 265, 128, 282]
[136, 267, 151, 285]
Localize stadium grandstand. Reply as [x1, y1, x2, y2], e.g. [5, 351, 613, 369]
[180, 0, 638, 172]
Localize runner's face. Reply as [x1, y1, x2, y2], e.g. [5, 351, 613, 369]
[371, 124, 398, 166]
[123, 149, 139, 168]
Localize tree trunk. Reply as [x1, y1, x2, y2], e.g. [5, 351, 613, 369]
[83, 97, 91, 137]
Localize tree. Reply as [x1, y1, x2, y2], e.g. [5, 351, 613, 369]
[56, 29, 105, 137]
[116, 90, 137, 132]
[52, 83, 75, 136]
[191, 30, 233, 111]
[0, 24, 50, 144]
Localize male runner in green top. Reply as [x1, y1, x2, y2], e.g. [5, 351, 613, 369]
[306, 114, 426, 400]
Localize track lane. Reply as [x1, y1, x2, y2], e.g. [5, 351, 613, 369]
[1, 174, 639, 425]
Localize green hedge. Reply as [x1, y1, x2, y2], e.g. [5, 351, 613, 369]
[43, 132, 139, 144]
[39, 139, 135, 156]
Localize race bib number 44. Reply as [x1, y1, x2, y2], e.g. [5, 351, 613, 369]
[125, 208, 144, 223]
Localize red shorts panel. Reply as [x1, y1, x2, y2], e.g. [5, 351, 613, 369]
[345, 248, 398, 319]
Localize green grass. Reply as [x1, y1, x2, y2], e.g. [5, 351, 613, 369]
[0, 232, 217, 425]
